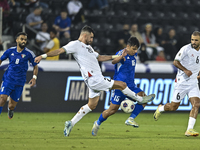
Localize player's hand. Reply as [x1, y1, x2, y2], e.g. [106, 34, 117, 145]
[34, 56, 42, 63]
[184, 70, 192, 77]
[122, 49, 127, 61]
[29, 78, 36, 87]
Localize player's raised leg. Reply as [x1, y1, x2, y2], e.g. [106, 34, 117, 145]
[112, 81, 155, 104]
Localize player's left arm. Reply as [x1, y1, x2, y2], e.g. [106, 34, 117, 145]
[29, 65, 38, 87]
[97, 55, 113, 62]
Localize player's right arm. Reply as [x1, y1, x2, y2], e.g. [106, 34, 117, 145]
[173, 60, 192, 77]
[34, 48, 65, 63]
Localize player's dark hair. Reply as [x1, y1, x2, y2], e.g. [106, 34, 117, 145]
[16, 32, 27, 39]
[81, 25, 95, 35]
[50, 28, 57, 35]
[192, 31, 200, 37]
[127, 36, 140, 48]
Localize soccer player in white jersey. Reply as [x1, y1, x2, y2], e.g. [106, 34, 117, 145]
[154, 31, 200, 137]
[34, 25, 155, 137]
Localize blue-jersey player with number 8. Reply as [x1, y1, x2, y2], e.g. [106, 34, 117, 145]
[92, 36, 154, 136]
[0, 32, 38, 119]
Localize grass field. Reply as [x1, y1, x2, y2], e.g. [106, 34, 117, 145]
[0, 112, 200, 150]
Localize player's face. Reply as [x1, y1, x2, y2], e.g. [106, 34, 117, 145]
[85, 32, 94, 45]
[191, 35, 200, 50]
[16, 35, 27, 49]
[126, 45, 138, 55]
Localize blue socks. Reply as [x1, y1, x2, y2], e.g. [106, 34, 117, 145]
[96, 104, 144, 126]
[97, 113, 107, 125]
[130, 104, 144, 118]
[0, 106, 3, 114]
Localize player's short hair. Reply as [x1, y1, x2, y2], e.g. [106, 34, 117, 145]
[192, 31, 200, 37]
[16, 32, 27, 39]
[50, 28, 57, 35]
[81, 25, 95, 35]
[127, 36, 140, 48]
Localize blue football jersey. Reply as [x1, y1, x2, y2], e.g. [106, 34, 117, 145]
[113, 49, 137, 87]
[0, 46, 37, 86]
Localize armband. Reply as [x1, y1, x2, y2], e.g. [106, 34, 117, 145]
[41, 54, 47, 59]
[33, 75, 37, 80]
[112, 55, 119, 59]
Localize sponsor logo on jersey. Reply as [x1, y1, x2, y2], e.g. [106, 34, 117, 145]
[11, 53, 14, 56]
[192, 54, 194, 57]
[21, 54, 26, 58]
[86, 47, 93, 53]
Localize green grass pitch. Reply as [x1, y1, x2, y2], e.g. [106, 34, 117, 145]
[0, 112, 200, 150]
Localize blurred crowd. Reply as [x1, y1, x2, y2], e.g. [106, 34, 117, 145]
[0, 0, 182, 62]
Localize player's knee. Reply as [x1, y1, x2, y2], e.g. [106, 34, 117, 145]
[0, 95, 7, 106]
[88, 103, 97, 110]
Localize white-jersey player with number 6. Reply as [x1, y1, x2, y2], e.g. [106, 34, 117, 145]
[154, 31, 200, 137]
[34, 25, 155, 137]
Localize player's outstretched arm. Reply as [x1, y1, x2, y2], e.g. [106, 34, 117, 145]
[35, 48, 65, 63]
[97, 55, 112, 62]
[29, 65, 38, 87]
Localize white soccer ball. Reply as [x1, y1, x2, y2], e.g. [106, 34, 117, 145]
[120, 99, 135, 113]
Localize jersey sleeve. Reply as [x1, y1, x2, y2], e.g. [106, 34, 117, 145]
[28, 51, 37, 66]
[174, 46, 187, 61]
[62, 41, 77, 54]
[0, 49, 10, 61]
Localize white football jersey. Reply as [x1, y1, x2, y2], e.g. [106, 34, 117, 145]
[62, 40, 102, 80]
[174, 43, 200, 85]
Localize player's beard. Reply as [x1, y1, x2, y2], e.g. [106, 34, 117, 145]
[19, 43, 26, 49]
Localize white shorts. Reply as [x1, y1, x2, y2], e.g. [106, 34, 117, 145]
[85, 75, 114, 98]
[171, 82, 200, 103]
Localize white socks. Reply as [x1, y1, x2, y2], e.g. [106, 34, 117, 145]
[71, 104, 92, 126]
[187, 117, 196, 130]
[158, 105, 165, 112]
[122, 87, 143, 102]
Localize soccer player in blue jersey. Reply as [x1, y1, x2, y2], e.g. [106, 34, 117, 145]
[92, 36, 150, 136]
[0, 32, 38, 119]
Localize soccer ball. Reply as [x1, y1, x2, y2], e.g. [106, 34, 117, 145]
[120, 99, 135, 113]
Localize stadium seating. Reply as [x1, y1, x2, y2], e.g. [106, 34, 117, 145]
[3, 0, 199, 55]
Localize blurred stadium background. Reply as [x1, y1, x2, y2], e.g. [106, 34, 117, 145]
[0, 0, 199, 112]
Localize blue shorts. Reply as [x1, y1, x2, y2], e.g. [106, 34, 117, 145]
[111, 86, 142, 105]
[0, 81, 24, 102]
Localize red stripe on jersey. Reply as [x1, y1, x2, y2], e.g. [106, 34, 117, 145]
[88, 72, 92, 77]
